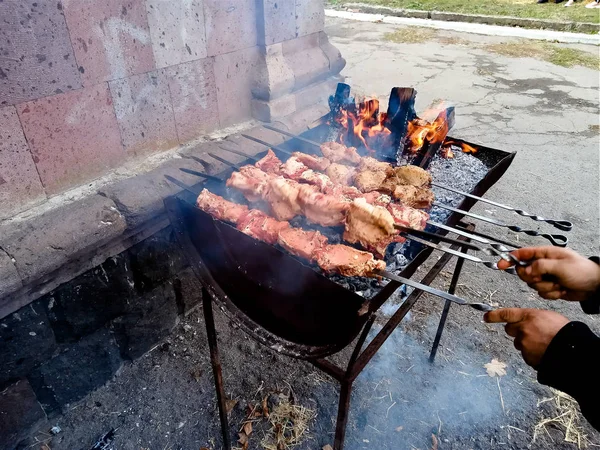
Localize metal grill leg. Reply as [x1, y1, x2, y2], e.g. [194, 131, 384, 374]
[202, 289, 231, 449]
[334, 380, 353, 450]
[429, 255, 467, 363]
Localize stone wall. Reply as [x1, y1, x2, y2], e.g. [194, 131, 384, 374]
[0, 0, 344, 219]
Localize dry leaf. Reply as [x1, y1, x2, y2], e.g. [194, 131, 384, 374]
[395, 425, 404, 432]
[262, 396, 270, 418]
[484, 358, 507, 377]
[199, 448, 210, 450]
[323, 446, 334, 450]
[225, 399, 238, 414]
[431, 434, 438, 450]
[243, 421, 253, 436]
[238, 432, 248, 445]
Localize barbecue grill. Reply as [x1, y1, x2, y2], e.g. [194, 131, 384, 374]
[164, 92, 569, 448]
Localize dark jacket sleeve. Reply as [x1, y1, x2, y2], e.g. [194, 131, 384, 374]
[537, 321, 600, 431]
[580, 256, 600, 314]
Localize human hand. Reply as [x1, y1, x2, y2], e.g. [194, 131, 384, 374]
[484, 308, 570, 367]
[497, 247, 600, 301]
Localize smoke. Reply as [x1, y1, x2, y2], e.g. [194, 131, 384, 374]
[342, 312, 541, 449]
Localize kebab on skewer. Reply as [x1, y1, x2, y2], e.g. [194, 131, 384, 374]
[196, 189, 386, 277]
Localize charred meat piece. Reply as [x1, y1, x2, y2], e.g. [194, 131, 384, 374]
[264, 177, 303, 221]
[236, 209, 290, 245]
[387, 202, 429, 230]
[358, 156, 393, 175]
[389, 165, 432, 188]
[226, 165, 271, 202]
[320, 141, 361, 165]
[315, 244, 386, 277]
[326, 163, 357, 186]
[354, 169, 388, 193]
[196, 189, 249, 223]
[344, 198, 396, 257]
[291, 152, 331, 171]
[255, 149, 282, 174]
[297, 184, 349, 227]
[280, 156, 309, 179]
[277, 228, 329, 261]
[386, 184, 435, 209]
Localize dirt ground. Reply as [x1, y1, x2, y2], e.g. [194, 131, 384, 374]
[34, 17, 599, 450]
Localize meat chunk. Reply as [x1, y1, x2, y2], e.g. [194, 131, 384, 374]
[360, 191, 391, 207]
[344, 198, 395, 257]
[326, 163, 357, 186]
[298, 169, 334, 192]
[387, 203, 429, 230]
[386, 184, 434, 209]
[226, 165, 271, 202]
[358, 156, 393, 175]
[263, 177, 302, 221]
[320, 141, 361, 165]
[291, 152, 331, 171]
[297, 184, 349, 227]
[315, 244, 386, 277]
[196, 189, 249, 223]
[277, 228, 328, 261]
[236, 210, 290, 245]
[389, 165, 432, 188]
[354, 169, 388, 193]
[280, 156, 309, 179]
[255, 149, 282, 174]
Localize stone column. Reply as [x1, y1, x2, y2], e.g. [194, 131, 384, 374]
[252, 0, 345, 122]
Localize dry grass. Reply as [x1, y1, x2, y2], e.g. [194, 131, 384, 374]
[383, 27, 438, 44]
[486, 40, 600, 69]
[534, 389, 598, 448]
[260, 396, 316, 450]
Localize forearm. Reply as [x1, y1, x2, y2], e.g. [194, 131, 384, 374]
[537, 322, 600, 431]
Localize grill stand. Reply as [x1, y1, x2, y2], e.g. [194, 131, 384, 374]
[199, 225, 474, 450]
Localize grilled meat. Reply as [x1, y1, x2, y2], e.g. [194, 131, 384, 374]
[255, 149, 282, 174]
[196, 189, 249, 223]
[354, 169, 388, 193]
[343, 198, 396, 257]
[384, 184, 435, 209]
[291, 152, 331, 171]
[226, 165, 271, 202]
[387, 202, 429, 230]
[389, 165, 432, 188]
[264, 177, 303, 221]
[320, 141, 361, 165]
[297, 184, 349, 227]
[315, 244, 386, 277]
[277, 228, 328, 261]
[358, 156, 393, 175]
[280, 156, 309, 179]
[325, 163, 357, 186]
[236, 209, 290, 245]
[298, 169, 334, 192]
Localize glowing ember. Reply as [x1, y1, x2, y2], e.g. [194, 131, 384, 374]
[441, 146, 455, 159]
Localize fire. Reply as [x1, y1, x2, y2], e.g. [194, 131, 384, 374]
[335, 97, 392, 154]
[444, 140, 479, 154]
[405, 111, 449, 153]
[441, 146, 455, 159]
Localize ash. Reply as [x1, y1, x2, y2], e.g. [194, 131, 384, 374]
[325, 147, 488, 299]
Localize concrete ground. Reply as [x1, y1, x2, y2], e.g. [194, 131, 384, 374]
[38, 17, 599, 450]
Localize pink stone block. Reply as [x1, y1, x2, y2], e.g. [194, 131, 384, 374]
[204, 0, 257, 57]
[165, 59, 220, 144]
[145, 0, 207, 68]
[0, 0, 82, 106]
[17, 85, 125, 195]
[295, 0, 325, 37]
[213, 47, 260, 127]
[62, 0, 155, 86]
[0, 107, 46, 218]
[260, 0, 296, 45]
[109, 70, 178, 156]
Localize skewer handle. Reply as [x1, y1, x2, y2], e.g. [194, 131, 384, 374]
[434, 203, 568, 247]
[431, 182, 573, 231]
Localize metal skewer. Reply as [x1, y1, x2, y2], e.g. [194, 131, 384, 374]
[179, 168, 225, 182]
[219, 145, 261, 161]
[431, 182, 572, 231]
[433, 202, 568, 247]
[262, 124, 324, 148]
[164, 175, 202, 195]
[240, 134, 293, 155]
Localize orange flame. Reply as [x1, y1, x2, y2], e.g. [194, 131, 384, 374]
[444, 140, 479, 154]
[441, 146, 455, 159]
[334, 97, 391, 154]
[405, 111, 449, 153]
